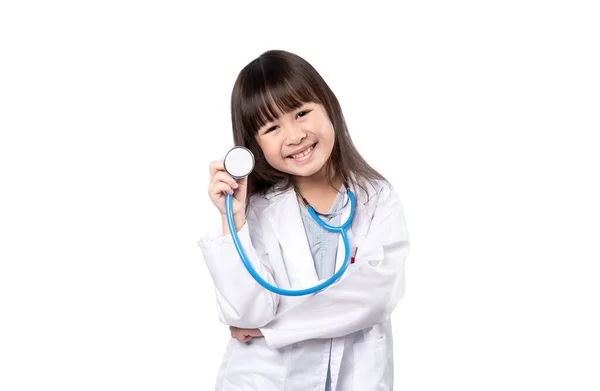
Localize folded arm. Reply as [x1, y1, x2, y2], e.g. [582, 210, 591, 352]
[259, 185, 409, 349]
[198, 211, 279, 329]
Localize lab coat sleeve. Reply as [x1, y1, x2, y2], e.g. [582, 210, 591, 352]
[259, 184, 409, 349]
[197, 209, 279, 329]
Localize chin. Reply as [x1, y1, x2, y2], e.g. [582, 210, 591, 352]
[292, 163, 328, 178]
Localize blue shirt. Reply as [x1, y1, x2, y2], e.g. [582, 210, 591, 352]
[298, 185, 347, 391]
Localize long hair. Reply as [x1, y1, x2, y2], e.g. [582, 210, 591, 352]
[230, 50, 386, 208]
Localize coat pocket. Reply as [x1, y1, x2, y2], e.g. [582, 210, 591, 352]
[221, 338, 289, 390]
[352, 335, 391, 391]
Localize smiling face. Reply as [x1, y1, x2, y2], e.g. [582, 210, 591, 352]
[255, 102, 335, 180]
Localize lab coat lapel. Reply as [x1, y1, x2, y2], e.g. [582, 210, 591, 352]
[332, 181, 378, 273]
[267, 188, 320, 288]
[334, 184, 355, 273]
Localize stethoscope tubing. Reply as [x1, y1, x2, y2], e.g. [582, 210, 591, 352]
[225, 189, 356, 296]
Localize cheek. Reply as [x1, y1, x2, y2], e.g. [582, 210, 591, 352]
[263, 154, 276, 167]
[320, 123, 335, 148]
[257, 140, 279, 162]
[263, 148, 283, 167]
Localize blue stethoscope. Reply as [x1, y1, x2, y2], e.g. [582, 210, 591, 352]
[223, 146, 356, 296]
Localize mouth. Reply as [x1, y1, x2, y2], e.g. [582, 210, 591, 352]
[287, 143, 317, 160]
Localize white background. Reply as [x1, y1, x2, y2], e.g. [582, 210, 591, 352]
[1, 0, 599, 389]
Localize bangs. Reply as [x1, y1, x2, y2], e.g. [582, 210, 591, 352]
[239, 62, 323, 134]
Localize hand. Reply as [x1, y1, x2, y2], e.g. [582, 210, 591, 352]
[208, 160, 248, 218]
[230, 326, 263, 343]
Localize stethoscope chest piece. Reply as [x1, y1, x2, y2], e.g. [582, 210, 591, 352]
[224, 146, 254, 179]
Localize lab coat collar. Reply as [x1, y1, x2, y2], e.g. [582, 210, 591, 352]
[267, 187, 321, 287]
[262, 178, 373, 289]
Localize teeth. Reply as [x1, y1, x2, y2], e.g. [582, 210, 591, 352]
[291, 144, 314, 159]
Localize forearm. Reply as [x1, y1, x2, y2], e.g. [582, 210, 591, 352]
[199, 220, 279, 328]
[214, 279, 278, 328]
[221, 213, 246, 236]
[260, 239, 408, 349]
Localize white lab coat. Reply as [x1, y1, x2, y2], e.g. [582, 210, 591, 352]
[198, 178, 409, 390]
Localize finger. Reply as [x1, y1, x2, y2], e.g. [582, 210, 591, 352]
[248, 329, 262, 337]
[210, 182, 234, 196]
[213, 171, 239, 189]
[209, 160, 225, 177]
[234, 177, 248, 193]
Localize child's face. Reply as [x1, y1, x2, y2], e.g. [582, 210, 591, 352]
[255, 102, 335, 180]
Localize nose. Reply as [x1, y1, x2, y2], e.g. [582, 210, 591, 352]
[283, 123, 307, 145]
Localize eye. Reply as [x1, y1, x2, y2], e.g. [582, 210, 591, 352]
[296, 109, 311, 119]
[264, 125, 278, 134]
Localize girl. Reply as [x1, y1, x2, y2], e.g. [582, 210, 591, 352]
[198, 50, 409, 391]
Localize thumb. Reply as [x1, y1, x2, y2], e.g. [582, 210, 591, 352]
[232, 176, 249, 205]
[236, 176, 248, 187]
[234, 177, 249, 195]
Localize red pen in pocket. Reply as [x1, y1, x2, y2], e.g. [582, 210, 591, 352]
[350, 247, 358, 264]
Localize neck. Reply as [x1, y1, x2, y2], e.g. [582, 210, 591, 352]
[292, 167, 343, 195]
[292, 167, 344, 214]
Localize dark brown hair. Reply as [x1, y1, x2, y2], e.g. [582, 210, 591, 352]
[230, 50, 386, 207]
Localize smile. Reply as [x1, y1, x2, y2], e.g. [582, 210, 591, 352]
[288, 143, 317, 160]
